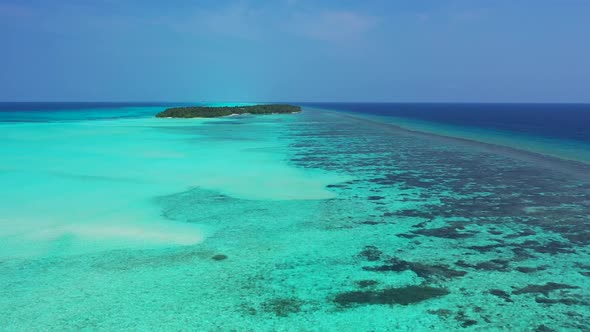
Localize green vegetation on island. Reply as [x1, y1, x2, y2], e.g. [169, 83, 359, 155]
[156, 104, 302, 118]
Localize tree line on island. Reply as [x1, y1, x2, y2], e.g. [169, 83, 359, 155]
[156, 104, 302, 118]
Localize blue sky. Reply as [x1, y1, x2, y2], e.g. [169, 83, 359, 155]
[1, 0, 589, 102]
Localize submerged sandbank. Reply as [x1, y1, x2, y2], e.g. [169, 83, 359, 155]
[0, 114, 347, 259]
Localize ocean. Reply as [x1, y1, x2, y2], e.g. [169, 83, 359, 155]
[0, 102, 589, 331]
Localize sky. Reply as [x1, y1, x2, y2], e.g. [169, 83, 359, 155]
[1, 0, 589, 102]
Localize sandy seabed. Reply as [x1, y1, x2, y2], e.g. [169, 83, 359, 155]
[1, 108, 589, 331]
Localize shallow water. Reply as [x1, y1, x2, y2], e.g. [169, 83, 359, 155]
[300, 103, 590, 164]
[0, 105, 589, 331]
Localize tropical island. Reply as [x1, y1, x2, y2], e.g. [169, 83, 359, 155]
[155, 104, 302, 118]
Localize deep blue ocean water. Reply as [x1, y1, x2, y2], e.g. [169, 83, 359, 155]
[301, 102, 590, 143]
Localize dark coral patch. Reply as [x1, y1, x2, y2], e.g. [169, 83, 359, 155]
[359, 221, 386, 225]
[511, 247, 536, 260]
[428, 309, 453, 317]
[488, 229, 504, 235]
[467, 243, 504, 253]
[535, 325, 556, 332]
[334, 285, 449, 306]
[364, 257, 467, 281]
[356, 280, 379, 288]
[359, 245, 383, 261]
[468, 239, 573, 258]
[261, 298, 303, 317]
[238, 303, 257, 316]
[455, 311, 478, 328]
[411, 223, 475, 239]
[535, 297, 587, 306]
[519, 240, 575, 255]
[515, 266, 548, 273]
[393, 209, 434, 219]
[461, 320, 478, 328]
[475, 259, 511, 271]
[489, 289, 513, 302]
[396, 233, 419, 239]
[412, 220, 429, 228]
[456, 259, 511, 272]
[513, 282, 579, 296]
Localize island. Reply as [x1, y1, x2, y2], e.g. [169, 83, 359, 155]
[155, 104, 302, 118]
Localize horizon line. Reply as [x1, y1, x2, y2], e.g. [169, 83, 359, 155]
[1, 101, 590, 105]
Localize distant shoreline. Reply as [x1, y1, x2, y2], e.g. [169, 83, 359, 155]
[155, 104, 302, 118]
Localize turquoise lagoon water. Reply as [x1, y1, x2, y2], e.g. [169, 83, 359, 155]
[1, 104, 589, 331]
